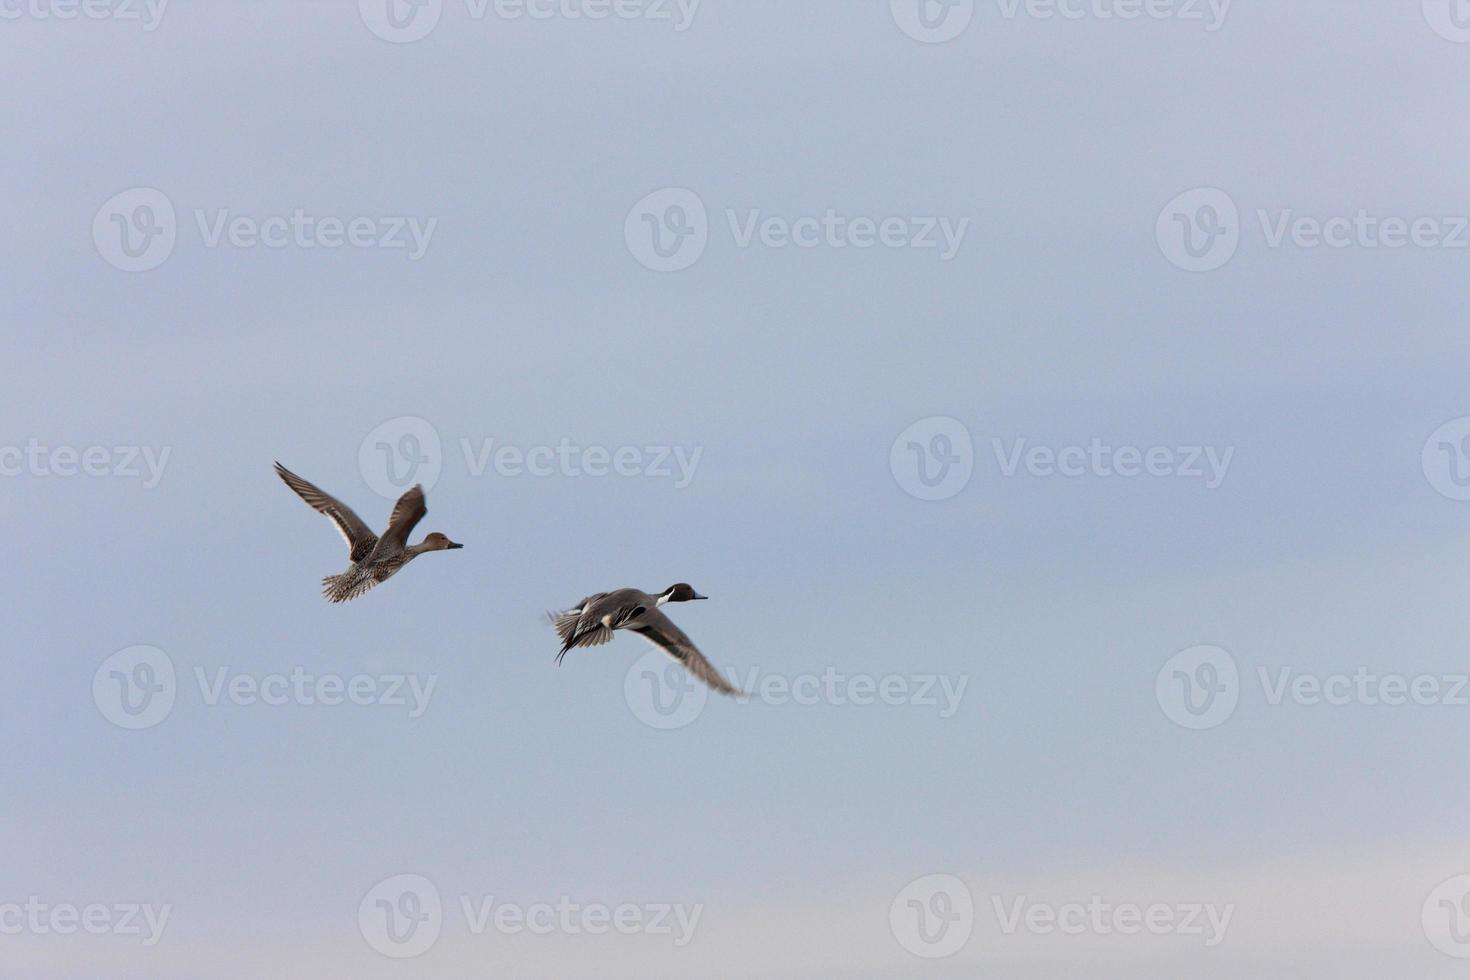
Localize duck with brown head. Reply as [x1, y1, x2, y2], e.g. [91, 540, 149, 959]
[411, 532, 465, 555]
[274, 461, 464, 603]
[656, 583, 707, 605]
[549, 582, 739, 696]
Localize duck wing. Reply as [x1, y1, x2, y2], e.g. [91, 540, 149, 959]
[274, 462, 378, 563]
[630, 608, 742, 697]
[378, 485, 427, 552]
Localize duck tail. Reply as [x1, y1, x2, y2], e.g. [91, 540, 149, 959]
[549, 609, 581, 648]
[548, 610, 615, 664]
[322, 572, 372, 604]
[321, 574, 350, 603]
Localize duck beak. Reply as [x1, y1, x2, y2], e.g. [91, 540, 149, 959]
[448, 542, 464, 550]
[692, 592, 708, 600]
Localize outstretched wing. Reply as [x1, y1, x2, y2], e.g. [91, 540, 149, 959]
[378, 485, 427, 551]
[274, 462, 378, 562]
[631, 608, 742, 697]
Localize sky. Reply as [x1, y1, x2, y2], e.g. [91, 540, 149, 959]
[4, 0, 1470, 976]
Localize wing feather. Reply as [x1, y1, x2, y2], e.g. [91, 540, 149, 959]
[632, 609, 742, 697]
[378, 485, 427, 551]
[274, 462, 377, 562]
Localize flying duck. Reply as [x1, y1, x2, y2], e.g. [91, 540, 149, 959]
[550, 584, 742, 696]
[274, 461, 462, 603]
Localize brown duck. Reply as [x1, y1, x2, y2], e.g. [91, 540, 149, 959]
[275, 462, 462, 603]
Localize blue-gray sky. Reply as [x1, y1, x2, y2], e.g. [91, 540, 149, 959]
[4, 1, 1470, 976]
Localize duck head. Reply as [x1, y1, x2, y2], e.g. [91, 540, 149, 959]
[420, 532, 464, 551]
[658, 583, 707, 605]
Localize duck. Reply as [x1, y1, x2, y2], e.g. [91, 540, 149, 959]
[550, 584, 742, 696]
[274, 462, 462, 603]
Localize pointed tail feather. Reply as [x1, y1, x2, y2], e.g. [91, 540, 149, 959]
[548, 609, 581, 647]
[548, 609, 614, 662]
[322, 572, 377, 604]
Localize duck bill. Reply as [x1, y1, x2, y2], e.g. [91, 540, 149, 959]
[447, 542, 465, 550]
[692, 593, 708, 600]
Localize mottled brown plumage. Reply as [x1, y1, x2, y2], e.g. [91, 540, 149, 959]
[274, 462, 462, 603]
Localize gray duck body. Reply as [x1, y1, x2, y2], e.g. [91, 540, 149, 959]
[550, 583, 742, 696]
